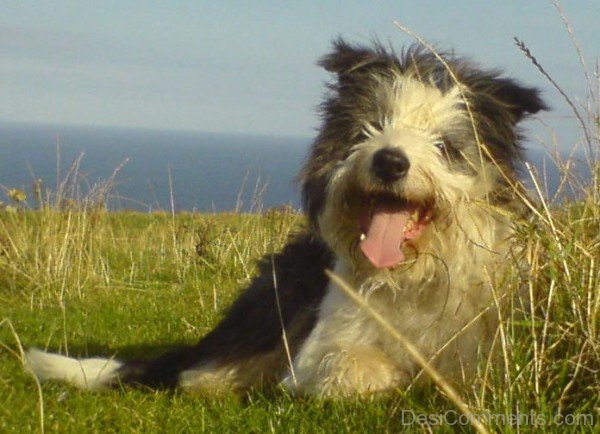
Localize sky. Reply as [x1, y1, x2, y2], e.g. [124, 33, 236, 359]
[1, 1, 598, 145]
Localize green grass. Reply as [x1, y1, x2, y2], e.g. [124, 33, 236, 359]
[0, 210, 462, 433]
[0, 200, 598, 433]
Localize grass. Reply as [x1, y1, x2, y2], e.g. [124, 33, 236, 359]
[0, 209, 463, 433]
[1, 8, 599, 434]
[0, 194, 597, 433]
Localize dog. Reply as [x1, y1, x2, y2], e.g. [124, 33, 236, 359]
[25, 39, 547, 397]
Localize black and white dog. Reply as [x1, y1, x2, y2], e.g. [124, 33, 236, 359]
[26, 40, 547, 396]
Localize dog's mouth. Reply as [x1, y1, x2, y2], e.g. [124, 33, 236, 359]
[358, 196, 433, 269]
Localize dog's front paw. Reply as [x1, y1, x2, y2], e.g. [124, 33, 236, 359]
[284, 345, 407, 397]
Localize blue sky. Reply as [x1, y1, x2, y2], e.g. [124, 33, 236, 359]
[1, 1, 598, 143]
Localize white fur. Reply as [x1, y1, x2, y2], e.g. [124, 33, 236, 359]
[179, 362, 237, 391]
[286, 206, 510, 396]
[25, 348, 122, 390]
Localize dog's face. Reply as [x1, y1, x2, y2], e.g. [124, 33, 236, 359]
[301, 40, 547, 272]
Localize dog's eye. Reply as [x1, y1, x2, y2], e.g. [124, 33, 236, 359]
[433, 139, 447, 151]
[434, 136, 454, 151]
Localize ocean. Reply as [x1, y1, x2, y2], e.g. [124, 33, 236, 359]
[0, 122, 587, 212]
[0, 122, 308, 212]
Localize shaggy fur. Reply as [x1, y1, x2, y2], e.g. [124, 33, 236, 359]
[25, 39, 547, 397]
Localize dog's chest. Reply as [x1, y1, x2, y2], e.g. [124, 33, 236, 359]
[319, 259, 499, 364]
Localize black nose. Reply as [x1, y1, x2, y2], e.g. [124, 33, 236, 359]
[371, 147, 410, 183]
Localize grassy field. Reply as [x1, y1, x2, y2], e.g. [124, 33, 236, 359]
[0, 209, 460, 433]
[0, 184, 598, 432]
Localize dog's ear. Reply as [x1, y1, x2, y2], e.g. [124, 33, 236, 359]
[464, 74, 549, 167]
[493, 78, 549, 121]
[319, 39, 393, 77]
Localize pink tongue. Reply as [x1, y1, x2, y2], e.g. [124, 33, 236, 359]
[360, 210, 411, 269]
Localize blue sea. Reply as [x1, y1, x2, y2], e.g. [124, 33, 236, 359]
[0, 122, 588, 212]
[0, 122, 308, 212]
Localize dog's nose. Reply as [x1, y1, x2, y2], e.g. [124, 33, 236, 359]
[371, 148, 410, 183]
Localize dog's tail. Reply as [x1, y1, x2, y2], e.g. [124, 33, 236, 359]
[25, 348, 124, 390]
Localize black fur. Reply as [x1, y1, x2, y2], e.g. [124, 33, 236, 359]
[119, 232, 333, 388]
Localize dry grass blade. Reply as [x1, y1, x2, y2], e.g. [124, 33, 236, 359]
[514, 37, 593, 155]
[524, 162, 572, 281]
[270, 254, 297, 387]
[1, 318, 45, 434]
[552, 1, 593, 102]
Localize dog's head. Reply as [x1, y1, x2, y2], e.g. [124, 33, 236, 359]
[301, 40, 547, 271]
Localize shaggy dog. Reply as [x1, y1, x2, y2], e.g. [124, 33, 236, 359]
[26, 40, 547, 397]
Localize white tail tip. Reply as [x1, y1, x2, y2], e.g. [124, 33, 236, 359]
[25, 348, 123, 390]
